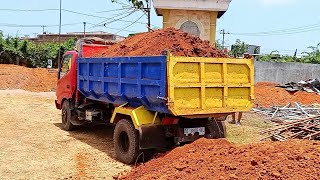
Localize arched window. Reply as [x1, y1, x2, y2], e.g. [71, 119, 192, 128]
[180, 21, 200, 37]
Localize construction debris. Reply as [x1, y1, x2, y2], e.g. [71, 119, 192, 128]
[253, 102, 320, 141]
[260, 116, 320, 141]
[277, 79, 320, 93]
[252, 102, 320, 122]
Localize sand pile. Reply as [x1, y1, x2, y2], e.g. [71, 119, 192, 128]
[93, 28, 226, 58]
[0, 64, 57, 92]
[120, 138, 320, 179]
[255, 82, 320, 107]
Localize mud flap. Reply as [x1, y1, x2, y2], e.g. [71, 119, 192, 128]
[138, 125, 168, 150]
[206, 119, 226, 138]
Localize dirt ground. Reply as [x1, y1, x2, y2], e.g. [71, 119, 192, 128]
[122, 138, 320, 180]
[0, 90, 130, 179]
[0, 89, 274, 179]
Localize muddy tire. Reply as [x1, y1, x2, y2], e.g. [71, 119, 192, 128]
[215, 121, 226, 138]
[207, 120, 226, 138]
[114, 119, 140, 164]
[61, 100, 75, 131]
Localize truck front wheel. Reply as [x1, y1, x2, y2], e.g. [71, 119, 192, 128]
[114, 119, 140, 164]
[61, 100, 75, 131]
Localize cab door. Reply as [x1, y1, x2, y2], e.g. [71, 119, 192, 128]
[55, 51, 78, 109]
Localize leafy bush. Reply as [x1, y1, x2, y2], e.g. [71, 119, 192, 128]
[229, 39, 320, 64]
[0, 32, 76, 68]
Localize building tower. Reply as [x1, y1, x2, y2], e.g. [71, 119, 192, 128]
[153, 0, 231, 45]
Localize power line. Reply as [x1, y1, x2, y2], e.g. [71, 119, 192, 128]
[86, 22, 137, 33]
[96, 7, 133, 13]
[262, 48, 310, 52]
[91, 9, 137, 28]
[0, 7, 159, 35]
[0, 8, 147, 25]
[114, 14, 144, 35]
[0, 8, 59, 12]
[238, 23, 320, 35]
[229, 22, 320, 36]
[0, 22, 82, 28]
[230, 28, 320, 36]
[64, 8, 149, 26]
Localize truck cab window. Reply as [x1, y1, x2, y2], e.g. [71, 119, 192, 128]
[60, 55, 73, 78]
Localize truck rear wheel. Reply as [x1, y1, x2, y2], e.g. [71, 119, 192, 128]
[207, 120, 226, 138]
[215, 121, 226, 138]
[61, 100, 75, 131]
[114, 119, 140, 164]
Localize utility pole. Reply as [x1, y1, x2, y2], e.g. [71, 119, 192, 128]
[58, 0, 62, 79]
[41, 25, 46, 34]
[146, 0, 150, 32]
[294, 49, 298, 57]
[142, 0, 151, 32]
[83, 22, 86, 38]
[220, 29, 230, 49]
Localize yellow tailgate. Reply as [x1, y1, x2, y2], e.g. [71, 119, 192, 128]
[167, 56, 255, 116]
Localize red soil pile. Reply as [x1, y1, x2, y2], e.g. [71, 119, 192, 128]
[93, 28, 226, 58]
[255, 82, 320, 107]
[121, 138, 320, 180]
[0, 64, 57, 92]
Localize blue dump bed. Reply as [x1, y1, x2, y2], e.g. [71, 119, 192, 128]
[77, 56, 170, 114]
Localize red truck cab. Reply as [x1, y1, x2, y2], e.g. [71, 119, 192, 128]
[55, 51, 78, 110]
[55, 43, 110, 110]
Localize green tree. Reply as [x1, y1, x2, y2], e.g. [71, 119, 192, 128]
[111, 0, 144, 9]
[230, 39, 248, 58]
[215, 40, 224, 51]
[301, 43, 320, 64]
[0, 35, 76, 68]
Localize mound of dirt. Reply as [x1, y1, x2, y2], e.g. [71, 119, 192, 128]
[0, 64, 57, 92]
[120, 138, 320, 180]
[255, 82, 320, 107]
[93, 28, 226, 58]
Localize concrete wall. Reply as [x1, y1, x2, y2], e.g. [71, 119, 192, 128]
[255, 60, 320, 84]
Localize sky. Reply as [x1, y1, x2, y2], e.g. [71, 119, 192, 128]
[0, 0, 319, 55]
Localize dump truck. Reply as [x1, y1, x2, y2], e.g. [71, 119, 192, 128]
[55, 41, 254, 164]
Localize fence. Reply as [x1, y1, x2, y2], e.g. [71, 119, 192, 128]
[254, 60, 320, 84]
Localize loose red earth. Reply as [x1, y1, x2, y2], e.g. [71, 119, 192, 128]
[0, 64, 57, 92]
[120, 138, 320, 180]
[92, 28, 227, 58]
[255, 82, 320, 107]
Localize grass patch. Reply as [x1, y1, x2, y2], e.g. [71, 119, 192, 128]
[226, 112, 273, 145]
